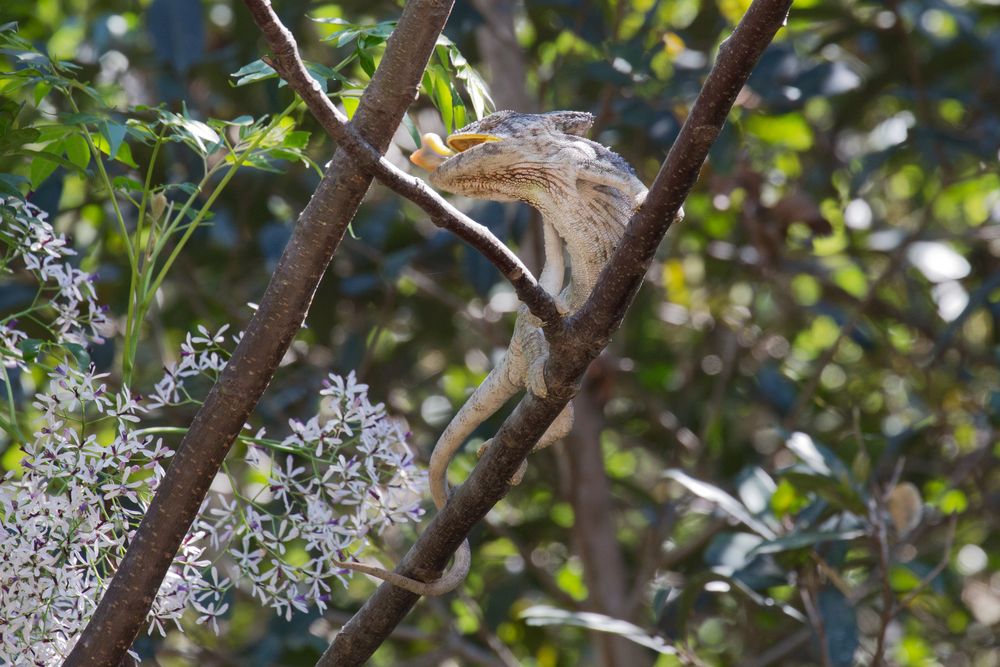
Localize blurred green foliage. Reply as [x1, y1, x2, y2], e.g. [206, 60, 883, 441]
[1, 0, 999, 665]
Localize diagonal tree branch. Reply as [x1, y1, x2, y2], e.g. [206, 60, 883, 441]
[64, 1, 458, 665]
[318, 1, 792, 664]
[242, 0, 560, 325]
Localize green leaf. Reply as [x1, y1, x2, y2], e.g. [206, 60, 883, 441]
[0, 173, 28, 198]
[112, 176, 144, 192]
[780, 467, 866, 513]
[60, 112, 104, 127]
[424, 66, 454, 133]
[520, 606, 679, 655]
[14, 147, 86, 178]
[328, 27, 362, 48]
[29, 151, 60, 188]
[63, 133, 90, 170]
[281, 130, 310, 150]
[63, 342, 91, 367]
[663, 469, 777, 538]
[91, 134, 138, 168]
[312, 17, 355, 27]
[0, 127, 41, 151]
[673, 571, 807, 635]
[17, 338, 44, 362]
[786, 433, 855, 484]
[400, 113, 421, 149]
[744, 112, 814, 150]
[771, 478, 806, 518]
[462, 67, 494, 120]
[747, 528, 866, 557]
[113, 141, 138, 168]
[452, 102, 467, 133]
[99, 120, 127, 160]
[33, 80, 52, 106]
[342, 94, 360, 120]
[833, 263, 868, 298]
[165, 182, 199, 196]
[231, 59, 278, 87]
[888, 564, 923, 592]
[173, 116, 221, 155]
[938, 489, 968, 514]
[305, 61, 348, 89]
[356, 45, 376, 78]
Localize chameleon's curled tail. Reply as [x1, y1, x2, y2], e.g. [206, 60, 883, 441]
[332, 363, 518, 596]
[333, 540, 470, 597]
[428, 363, 520, 509]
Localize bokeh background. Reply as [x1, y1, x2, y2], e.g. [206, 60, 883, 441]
[2, 0, 999, 665]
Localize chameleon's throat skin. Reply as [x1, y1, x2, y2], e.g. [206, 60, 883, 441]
[336, 110, 646, 595]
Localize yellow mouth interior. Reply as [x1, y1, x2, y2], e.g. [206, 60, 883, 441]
[445, 133, 501, 153]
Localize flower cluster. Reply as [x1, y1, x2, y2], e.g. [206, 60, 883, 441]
[0, 364, 220, 664]
[0, 356, 423, 664]
[195, 370, 425, 620]
[0, 197, 109, 365]
[1, 197, 426, 664]
[147, 324, 235, 409]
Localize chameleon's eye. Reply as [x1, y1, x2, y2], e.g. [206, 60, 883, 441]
[446, 133, 501, 153]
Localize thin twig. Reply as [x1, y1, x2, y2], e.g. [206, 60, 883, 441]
[870, 489, 895, 667]
[242, 0, 561, 326]
[895, 514, 958, 611]
[799, 568, 833, 667]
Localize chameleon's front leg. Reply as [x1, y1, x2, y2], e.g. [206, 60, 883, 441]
[478, 307, 574, 485]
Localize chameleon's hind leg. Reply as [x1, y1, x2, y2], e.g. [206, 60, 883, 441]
[478, 402, 574, 485]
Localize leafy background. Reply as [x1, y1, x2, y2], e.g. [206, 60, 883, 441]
[1, 0, 999, 665]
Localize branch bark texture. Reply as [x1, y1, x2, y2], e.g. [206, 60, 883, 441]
[64, 1, 456, 665]
[320, 0, 792, 665]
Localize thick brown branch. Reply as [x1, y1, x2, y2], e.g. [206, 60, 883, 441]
[63, 2, 456, 665]
[242, 0, 560, 326]
[568, 0, 791, 341]
[320, 1, 792, 665]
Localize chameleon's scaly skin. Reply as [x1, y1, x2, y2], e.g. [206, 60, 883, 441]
[336, 111, 646, 595]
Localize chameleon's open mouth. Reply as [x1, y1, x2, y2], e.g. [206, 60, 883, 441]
[445, 132, 501, 153]
[410, 132, 501, 172]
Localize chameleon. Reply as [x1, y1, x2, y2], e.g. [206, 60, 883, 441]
[334, 110, 647, 595]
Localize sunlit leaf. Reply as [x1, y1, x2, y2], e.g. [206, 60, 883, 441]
[63, 132, 90, 170]
[98, 120, 127, 160]
[747, 528, 865, 557]
[29, 151, 60, 188]
[780, 467, 866, 513]
[664, 469, 776, 538]
[231, 59, 278, 87]
[744, 112, 814, 150]
[521, 606, 679, 655]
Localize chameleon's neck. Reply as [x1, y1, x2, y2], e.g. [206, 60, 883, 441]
[540, 193, 631, 310]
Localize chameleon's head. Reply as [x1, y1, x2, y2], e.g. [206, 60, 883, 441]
[410, 110, 637, 210]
